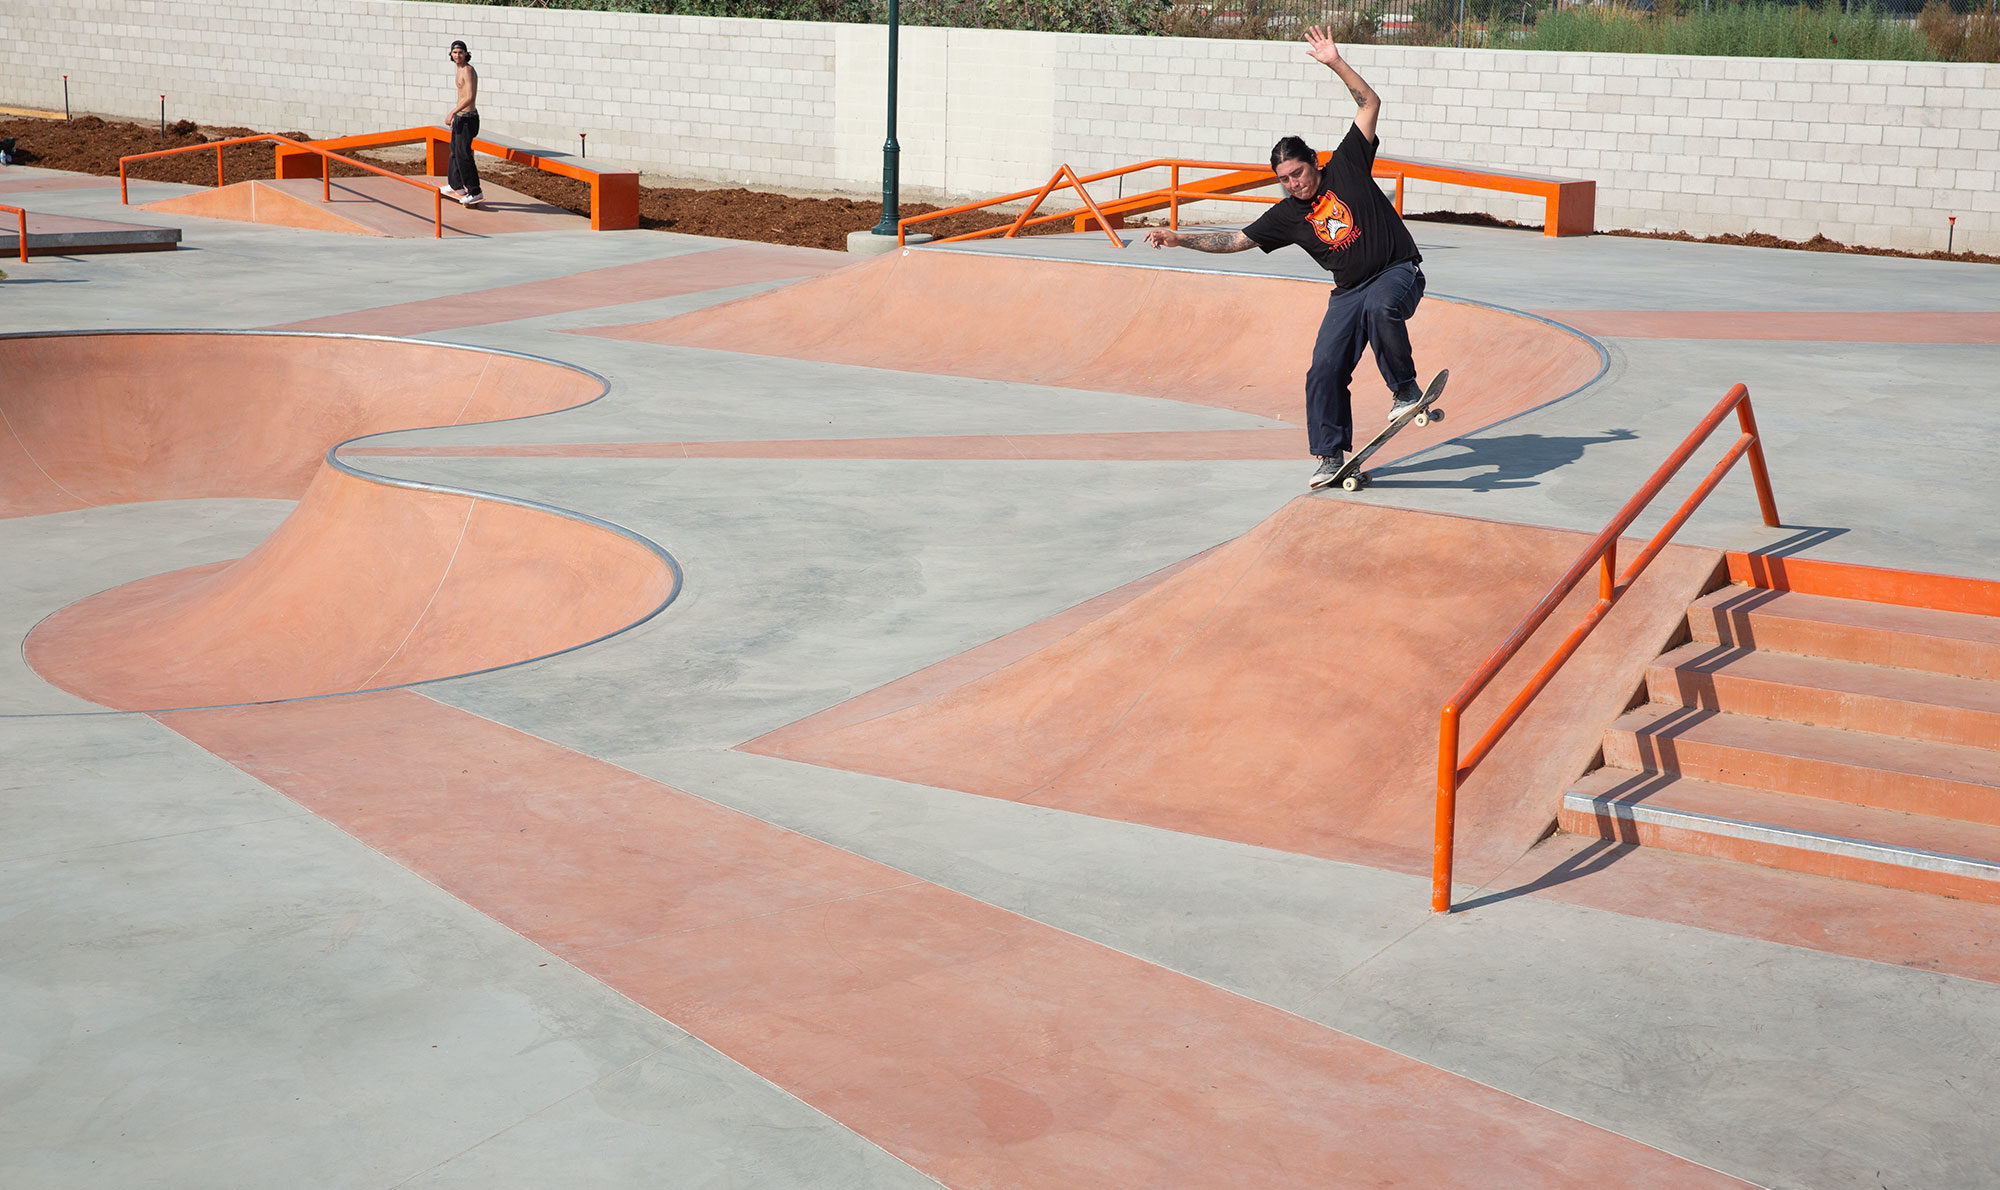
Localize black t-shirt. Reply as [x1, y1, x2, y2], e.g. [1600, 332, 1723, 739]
[1244, 124, 1420, 291]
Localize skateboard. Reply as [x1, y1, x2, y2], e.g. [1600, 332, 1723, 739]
[1326, 369, 1448, 493]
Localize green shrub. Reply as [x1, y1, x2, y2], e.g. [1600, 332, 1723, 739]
[1521, 2, 1931, 59]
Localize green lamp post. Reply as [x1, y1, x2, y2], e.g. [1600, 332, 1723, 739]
[869, 0, 901, 236]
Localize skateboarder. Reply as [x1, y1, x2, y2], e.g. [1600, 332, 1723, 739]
[1145, 27, 1428, 490]
[440, 39, 484, 207]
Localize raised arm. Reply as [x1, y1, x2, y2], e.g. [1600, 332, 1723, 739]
[1142, 227, 1254, 252]
[1303, 26, 1379, 143]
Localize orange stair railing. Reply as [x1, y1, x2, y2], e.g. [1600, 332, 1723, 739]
[2, 203, 27, 263]
[1432, 383, 1781, 913]
[119, 134, 447, 238]
[896, 153, 1407, 247]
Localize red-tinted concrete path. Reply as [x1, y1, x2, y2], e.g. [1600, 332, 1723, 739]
[160, 688, 1747, 1189]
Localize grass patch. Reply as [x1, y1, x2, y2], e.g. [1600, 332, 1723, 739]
[1518, 2, 1932, 58]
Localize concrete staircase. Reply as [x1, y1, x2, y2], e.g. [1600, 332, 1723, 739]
[1559, 582, 2000, 902]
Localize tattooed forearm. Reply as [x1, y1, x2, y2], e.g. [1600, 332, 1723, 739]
[1177, 230, 1253, 253]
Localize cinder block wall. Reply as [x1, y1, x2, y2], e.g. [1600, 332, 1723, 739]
[6, 0, 1995, 252]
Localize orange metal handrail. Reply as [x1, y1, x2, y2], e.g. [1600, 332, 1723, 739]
[119, 134, 446, 238]
[901, 160, 1139, 248]
[1, 203, 26, 263]
[897, 155, 1406, 247]
[1431, 384, 1781, 913]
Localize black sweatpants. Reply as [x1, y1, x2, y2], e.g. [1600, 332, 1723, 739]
[1304, 260, 1425, 458]
[448, 111, 481, 195]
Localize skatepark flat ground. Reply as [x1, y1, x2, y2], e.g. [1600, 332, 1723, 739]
[6, 166, 2000, 1188]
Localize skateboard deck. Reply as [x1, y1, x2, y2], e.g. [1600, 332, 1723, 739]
[1326, 369, 1449, 492]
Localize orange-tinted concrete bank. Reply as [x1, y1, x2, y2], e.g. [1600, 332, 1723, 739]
[5, 153, 2000, 1189]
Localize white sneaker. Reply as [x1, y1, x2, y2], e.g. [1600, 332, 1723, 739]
[439, 185, 465, 200]
[458, 191, 484, 207]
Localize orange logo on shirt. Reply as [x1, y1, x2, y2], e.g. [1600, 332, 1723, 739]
[1307, 191, 1358, 251]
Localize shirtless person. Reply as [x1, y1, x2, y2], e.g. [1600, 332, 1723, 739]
[1145, 28, 1427, 491]
[441, 39, 483, 207]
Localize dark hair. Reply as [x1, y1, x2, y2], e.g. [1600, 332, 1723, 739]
[450, 39, 470, 60]
[1270, 136, 1315, 171]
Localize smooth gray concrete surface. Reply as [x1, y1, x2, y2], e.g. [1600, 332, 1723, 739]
[5, 170, 2000, 1188]
[0, 717, 933, 1190]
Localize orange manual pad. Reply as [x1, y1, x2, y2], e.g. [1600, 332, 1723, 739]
[27, 463, 673, 710]
[0, 333, 600, 518]
[143, 176, 583, 238]
[160, 689, 1742, 1189]
[578, 249, 1604, 424]
[273, 243, 849, 336]
[751, 499, 1723, 885]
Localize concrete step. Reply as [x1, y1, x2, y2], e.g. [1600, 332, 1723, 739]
[1688, 586, 2000, 679]
[1647, 642, 2000, 751]
[1561, 767, 2000, 904]
[1603, 703, 2000, 825]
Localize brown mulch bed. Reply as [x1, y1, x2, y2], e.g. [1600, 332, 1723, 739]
[3, 113, 1991, 261]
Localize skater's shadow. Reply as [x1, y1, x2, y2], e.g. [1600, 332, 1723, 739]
[1364, 428, 1640, 492]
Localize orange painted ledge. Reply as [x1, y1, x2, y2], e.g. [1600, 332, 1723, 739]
[159, 689, 1744, 1189]
[1727, 550, 2000, 617]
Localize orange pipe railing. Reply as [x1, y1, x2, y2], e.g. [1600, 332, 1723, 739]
[1431, 383, 1780, 913]
[119, 134, 446, 238]
[2, 203, 26, 263]
[897, 154, 1407, 247]
[271, 127, 640, 230]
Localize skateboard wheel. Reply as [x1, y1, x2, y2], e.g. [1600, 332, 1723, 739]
[1413, 412, 1428, 428]
[1341, 473, 1363, 492]
[1429, 407, 1444, 422]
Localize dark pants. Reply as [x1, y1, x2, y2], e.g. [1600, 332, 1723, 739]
[1304, 261, 1425, 457]
[448, 111, 480, 194]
